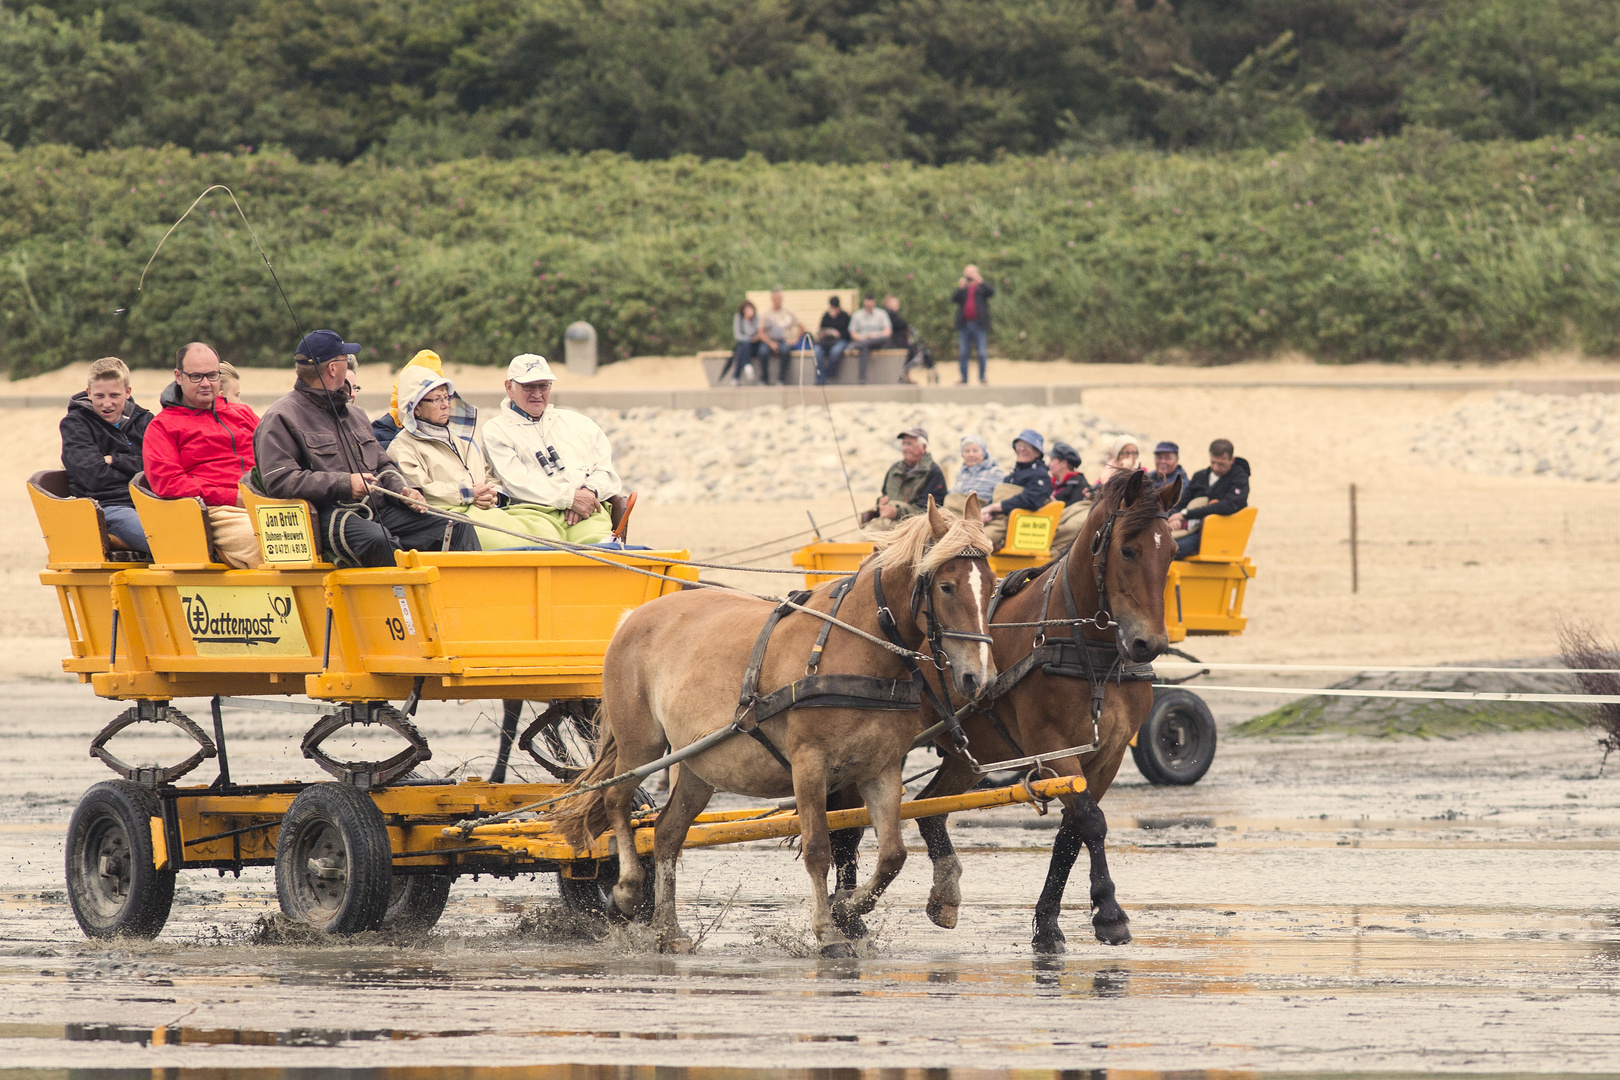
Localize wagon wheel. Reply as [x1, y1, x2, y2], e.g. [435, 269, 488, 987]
[1132, 688, 1218, 786]
[65, 781, 176, 939]
[518, 700, 601, 782]
[382, 874, 453, 933]
[274, 783, 393, 934]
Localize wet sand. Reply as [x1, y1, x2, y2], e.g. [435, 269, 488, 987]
[2, 683, 1618, 1072]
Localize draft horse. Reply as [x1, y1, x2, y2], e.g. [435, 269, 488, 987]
[834, 470, 1181, 952]
[555, 498, 998, 956]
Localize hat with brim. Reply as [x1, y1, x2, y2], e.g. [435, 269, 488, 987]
[506, 353, 556, 383]
[296, 329, 361, 365]
[896, 426, 928, 442]
[1154, 440, 1179, 455]
[1013, 428, 1045, 455]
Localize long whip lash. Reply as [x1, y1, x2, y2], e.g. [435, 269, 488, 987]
[120, 184, 304, 338]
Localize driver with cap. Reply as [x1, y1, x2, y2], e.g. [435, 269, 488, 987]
[481, 354, 622, 544]
[860, 425, 946, 533]
[255, 329, 479, 566]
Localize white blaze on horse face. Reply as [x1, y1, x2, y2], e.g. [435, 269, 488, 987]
[967, 563, 989, 670]
[1154, 530, 1162, 550]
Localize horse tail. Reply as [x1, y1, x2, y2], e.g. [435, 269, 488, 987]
[549, 725, 619, 850]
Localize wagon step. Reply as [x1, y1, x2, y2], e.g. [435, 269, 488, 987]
[453, 773, 1087, 861]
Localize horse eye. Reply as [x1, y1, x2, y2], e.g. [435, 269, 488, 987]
[939, 582, 954, 594]
[1121, 546, 1138, 560]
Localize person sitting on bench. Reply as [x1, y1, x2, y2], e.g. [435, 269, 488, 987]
[142, 342, 263, 567]
[846, 296, 893, 385]
[60, 357, 154, 555]
[1170, 438, 1250, 559]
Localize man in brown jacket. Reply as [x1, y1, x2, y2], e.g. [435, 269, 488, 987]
[254, 330, 478, 566]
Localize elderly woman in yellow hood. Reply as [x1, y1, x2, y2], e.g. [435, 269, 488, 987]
[386, 365, 553, 549]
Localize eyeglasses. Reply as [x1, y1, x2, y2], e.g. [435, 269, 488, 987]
[516, 382, 553, 395]
[181, 370, 222, 384]
[348, 383, 362, 393]
[421, 394, 450, 406]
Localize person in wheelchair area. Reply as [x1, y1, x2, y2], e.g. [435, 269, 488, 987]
[1169, 438, 1250, 559]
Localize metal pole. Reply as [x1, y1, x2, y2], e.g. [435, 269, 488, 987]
[1349, 482, 1359, 594]
[807, 511, 823, 541]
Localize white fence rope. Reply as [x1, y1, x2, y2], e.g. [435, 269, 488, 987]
[1156, 661, 1620, 675]
[1176, 685, 1620, 704]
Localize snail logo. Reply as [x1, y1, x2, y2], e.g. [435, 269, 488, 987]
[178, 587, 311, 657]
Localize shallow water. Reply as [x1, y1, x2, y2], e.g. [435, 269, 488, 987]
[3, 683, 1620, 1073]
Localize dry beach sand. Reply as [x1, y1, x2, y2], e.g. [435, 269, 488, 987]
[4, 353, 1619, 678]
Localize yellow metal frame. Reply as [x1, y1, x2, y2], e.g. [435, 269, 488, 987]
[791, 541, 872, 587]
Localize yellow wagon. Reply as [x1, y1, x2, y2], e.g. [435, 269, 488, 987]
[33, 471, 1089, 940]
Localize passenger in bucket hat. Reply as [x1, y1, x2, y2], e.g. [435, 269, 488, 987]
[977, 428, 1053, 550]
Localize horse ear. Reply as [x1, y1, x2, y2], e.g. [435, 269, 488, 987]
[926, 495, 949, 538]
[962, 492, 982, 520]
[1158, 475, 1183, 510]
[1123, 469, 1147, 505]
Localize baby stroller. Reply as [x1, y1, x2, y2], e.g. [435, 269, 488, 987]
[900, 333, 939, 384]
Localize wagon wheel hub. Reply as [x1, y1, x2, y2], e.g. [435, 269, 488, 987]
[307, 856, 347, 882]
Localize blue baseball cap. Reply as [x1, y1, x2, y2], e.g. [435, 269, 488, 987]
[1154, 440, 1180, 455]
[295, 329, 361, 365]
[1013, 428, 1045, 455]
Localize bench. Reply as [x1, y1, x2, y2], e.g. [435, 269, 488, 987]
[701, 288, 908, 387]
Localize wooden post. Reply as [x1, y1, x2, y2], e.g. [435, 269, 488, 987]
[1349, 482, 1359, 594]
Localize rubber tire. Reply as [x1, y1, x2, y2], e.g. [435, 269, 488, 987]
[275, 783, 393, 934]
[65, 780, 177, 940]
[1132, 688, 1218, 786]
[382, 874, 453, 933]
[557, 853, 657, 921]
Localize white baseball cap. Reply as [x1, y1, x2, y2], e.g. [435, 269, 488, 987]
[506, 353, 556, 383]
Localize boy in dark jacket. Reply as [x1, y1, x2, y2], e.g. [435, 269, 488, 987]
[60, 357, 153, 553]
[1171, 438, 1251, 558]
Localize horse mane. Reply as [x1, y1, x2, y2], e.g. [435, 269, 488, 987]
[1095, 470, 1167, 540]
[870, 508, 991, 577]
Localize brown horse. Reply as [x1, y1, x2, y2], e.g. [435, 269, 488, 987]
[832, 470, 1181, 952]
[554, 498, 998, 956]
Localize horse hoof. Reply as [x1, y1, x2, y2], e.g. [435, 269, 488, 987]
[832, 910, 869, 939]
[1093, 918, 1132, 946]
[1031, 927, 1067, 955]
[820, 941, 857, 959]
[659, 934, 695, 955]
[926, 898, 959, 929]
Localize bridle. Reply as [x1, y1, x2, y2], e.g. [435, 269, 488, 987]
[873, 546, 994, 754]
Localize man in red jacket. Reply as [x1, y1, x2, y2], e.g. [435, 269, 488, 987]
[142, 342, 262, 567]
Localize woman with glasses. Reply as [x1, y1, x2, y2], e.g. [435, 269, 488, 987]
[387, 366, 553, 549]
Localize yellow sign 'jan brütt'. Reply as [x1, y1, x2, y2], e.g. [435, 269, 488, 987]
[253, 503, 315, 565]
[178, 586, 310, 657]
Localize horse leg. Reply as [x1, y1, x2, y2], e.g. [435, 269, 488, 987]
[1031, 793, 1130, 952]
[793, 759, 852, 957]
[914, 753, 976, 929]
[1074, 790, 1131, 945]
[831, 769, 906, 937]
[1031, 807, 1084, 954]
[916, 814, 962, 929]
[603, 771, 648, 921]
[828, 822, 867, 938]
[648, 766, 714, 953]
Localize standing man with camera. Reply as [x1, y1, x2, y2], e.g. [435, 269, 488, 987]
[951, 264, 994, 385]
[482, 353, 621, 544]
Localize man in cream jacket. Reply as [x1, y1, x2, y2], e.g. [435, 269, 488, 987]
[482, 353, 621, 543]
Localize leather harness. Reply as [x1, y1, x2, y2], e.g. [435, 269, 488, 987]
[733, 551, 993, 772]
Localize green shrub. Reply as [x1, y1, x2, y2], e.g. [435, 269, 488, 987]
[4, 131, 1620, 376]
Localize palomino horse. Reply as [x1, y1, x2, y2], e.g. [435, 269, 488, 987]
[832, 470, 1181, 952]
[554, 498, 997, 956]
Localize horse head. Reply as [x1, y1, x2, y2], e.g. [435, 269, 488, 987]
[878, 494, 998, 702]
[1081, 471, 1180, 664]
